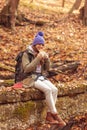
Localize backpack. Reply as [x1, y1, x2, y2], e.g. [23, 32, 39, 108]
[15, 50, 33, 83]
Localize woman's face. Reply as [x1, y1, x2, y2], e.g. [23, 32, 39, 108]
[35, 44, 44, 52]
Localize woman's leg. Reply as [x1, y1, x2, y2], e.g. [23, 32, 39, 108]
[42, 79, 58, 104]
[34, 79, 57, 113]
[34, 79, 66, 126]
[43, 80, 66, 126]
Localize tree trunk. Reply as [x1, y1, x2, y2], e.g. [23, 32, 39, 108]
[83, 0, 87, 25]
[30, 0, 34, 3]
[69, 0, 82, 14]
[0, 0, 20, 29]
[69, 0, 87, 26]
[62, 0, 65, 7]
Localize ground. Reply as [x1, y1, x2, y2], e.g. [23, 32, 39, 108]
[26, 113, 87, 130]
[0, 0, 87, 130]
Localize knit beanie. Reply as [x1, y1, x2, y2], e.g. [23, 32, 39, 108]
[32, 31, 45, 46]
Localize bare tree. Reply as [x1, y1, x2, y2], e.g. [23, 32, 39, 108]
[68, 0, 82, 14]
[0, 0, 20, 30]
[69, 0, 87, 26]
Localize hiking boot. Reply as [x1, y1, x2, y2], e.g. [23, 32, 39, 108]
[52, 113, 66, 127]
[46, 112, 59, 124]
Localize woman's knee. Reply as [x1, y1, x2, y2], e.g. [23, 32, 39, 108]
[52, 87, 58, 94]
[45, 87, 52, 95]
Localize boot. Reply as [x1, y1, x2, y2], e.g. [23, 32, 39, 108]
[46, 112, 59, 124]
[52, 113, 66, 127]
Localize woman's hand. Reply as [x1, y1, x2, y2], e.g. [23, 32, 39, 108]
[38, 51, 49, 59]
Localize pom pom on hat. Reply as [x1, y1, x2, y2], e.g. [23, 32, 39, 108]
[37, 31, 44, 36]
[32, 31, 45, 46]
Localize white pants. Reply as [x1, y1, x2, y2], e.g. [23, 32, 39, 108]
[34, 76, 58, 113]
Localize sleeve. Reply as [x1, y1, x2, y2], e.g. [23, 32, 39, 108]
[43, 58, 51, 71]
[22, 52, 41, 73]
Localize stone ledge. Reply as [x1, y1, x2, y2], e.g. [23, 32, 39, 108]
[0, 93, 87, 130]
[0, 81, 87, 130]
[0, 81, 87, 104]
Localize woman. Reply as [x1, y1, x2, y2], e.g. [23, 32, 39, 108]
[22, 31, 66, 126]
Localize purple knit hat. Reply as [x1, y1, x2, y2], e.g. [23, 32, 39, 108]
[32, 31, 45, 46]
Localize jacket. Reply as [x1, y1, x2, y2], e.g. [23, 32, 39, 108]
[21, 45, 50, 88]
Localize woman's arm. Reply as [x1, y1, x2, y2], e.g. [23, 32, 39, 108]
[22, 52, 42, 73]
